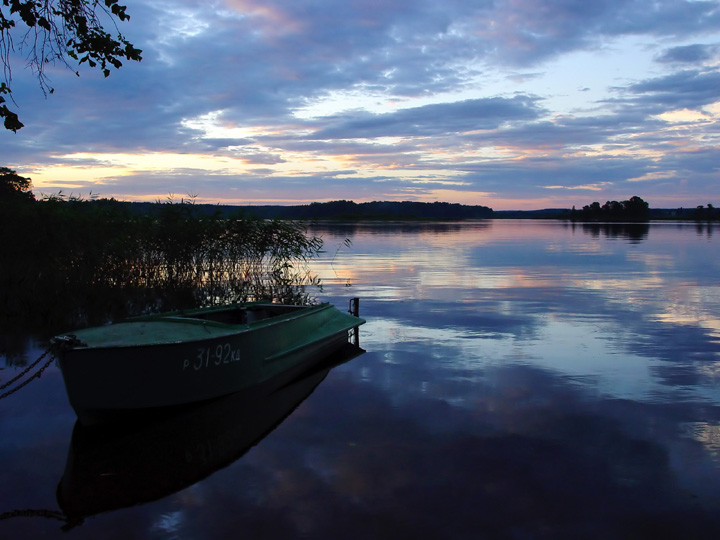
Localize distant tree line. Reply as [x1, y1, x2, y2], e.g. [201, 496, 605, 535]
[565, 197, 718, 222]
[240, 200, 494, 220]
[693, 204, 719, 221]
[570, 196, 650, 222]
[53, 198, 494, 221]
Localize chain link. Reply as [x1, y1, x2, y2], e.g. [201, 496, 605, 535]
[0, 508, 66, 521]
[0, 349, 51, 391]
[0, 349, 56, 400]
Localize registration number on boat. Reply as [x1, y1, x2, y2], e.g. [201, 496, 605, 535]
[183, 343, 242, 371]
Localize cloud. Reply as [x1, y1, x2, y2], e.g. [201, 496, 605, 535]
[311, 96, 544, 139]
[622, 69, 720, 110]
[2, 0, 720, 208]
[471, 0, 720, 66]
[656, 43, 720, 64]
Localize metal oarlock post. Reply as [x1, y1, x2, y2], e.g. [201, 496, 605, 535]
[349, 297, 360, 317]
[349, 297, 360, 346]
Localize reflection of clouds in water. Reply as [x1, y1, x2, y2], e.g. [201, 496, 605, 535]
[655, 286, 720, 341]
[178, 363, 720, 538]
[626, 251, 677, 268]
[317, 222, 720, 406]
[361, 312, 719, 408]
[151, 511, 184, 539]
[573, 275, 665, 294]
[697, 362, 720, 383]
[682, 423, 720, 464]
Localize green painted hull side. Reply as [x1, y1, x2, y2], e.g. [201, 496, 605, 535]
[56, 304, 364, 424]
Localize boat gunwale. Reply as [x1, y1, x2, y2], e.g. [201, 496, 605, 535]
[128, 301, 312, 322]
[141, 302, 326, 329]
[56, 302, 359, 352]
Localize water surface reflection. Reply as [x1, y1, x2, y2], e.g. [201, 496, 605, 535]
[2, 220, 720, 538]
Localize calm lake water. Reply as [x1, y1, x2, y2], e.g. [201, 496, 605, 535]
[2, 220, 720, 538]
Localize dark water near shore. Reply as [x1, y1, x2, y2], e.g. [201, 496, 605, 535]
[2, 220, 720, 538]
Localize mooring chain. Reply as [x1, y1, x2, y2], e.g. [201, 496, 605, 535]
[0, 337, 84, 401]
[0, 348, 56, 400]
[0, 508, 67, 521]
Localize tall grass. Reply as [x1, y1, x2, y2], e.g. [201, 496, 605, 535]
[0, 196, 323, 336]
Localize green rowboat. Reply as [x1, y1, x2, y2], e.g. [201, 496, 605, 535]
[52, 300, 365, 425]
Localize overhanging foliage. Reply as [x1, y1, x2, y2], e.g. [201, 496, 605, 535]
[1, 0, 141, 131]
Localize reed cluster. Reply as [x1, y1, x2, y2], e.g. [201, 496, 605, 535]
[0, 195, 323, 335]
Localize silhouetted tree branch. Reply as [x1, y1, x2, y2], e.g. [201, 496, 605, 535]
[1, 0, 141, 132]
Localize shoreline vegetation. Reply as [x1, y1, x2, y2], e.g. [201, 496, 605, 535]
[1, 170, 326, 339]
[235, 196, 717, 222]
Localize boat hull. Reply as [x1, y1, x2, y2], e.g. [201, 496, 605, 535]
[54, 302, 364, 424]
[57, 343, 364, 520]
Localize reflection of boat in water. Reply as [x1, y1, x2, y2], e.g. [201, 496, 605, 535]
[52, 300, 365, 425]
[56, 344, 364, 522]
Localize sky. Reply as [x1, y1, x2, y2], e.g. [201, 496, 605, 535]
[1, 0, 720, 210]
